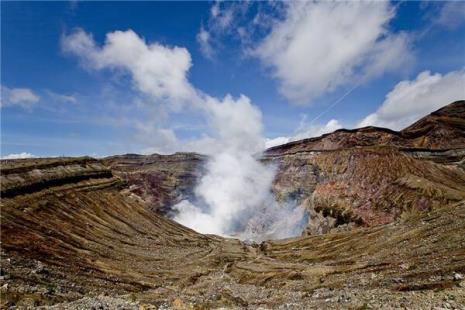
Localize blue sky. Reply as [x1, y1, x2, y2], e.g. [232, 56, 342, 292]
[1, 1, 464, 158]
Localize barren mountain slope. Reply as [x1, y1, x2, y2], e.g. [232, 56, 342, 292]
[265, 100, 465, 156]
[101, 102, 465, 234]
[0, 158, 223, 307]
[101, 153, 205, 214]
[1, 158, 464, 309]
[265, 146, 465, 234]
[400, 100, 465, 149]
[259, 101, 465, 233]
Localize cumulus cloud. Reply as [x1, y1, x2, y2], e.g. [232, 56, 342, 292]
[1, 86, 40, 109]
[61, 28, 202, 154]
[61, 28, 268, 155]
[61, 29, 196, 104]
[1, 152, 35, 159]
[359, 70, 465, 130]
[253, 1, 411, 104]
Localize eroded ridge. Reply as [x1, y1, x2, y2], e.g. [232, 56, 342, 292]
[1, 156, 465, 309]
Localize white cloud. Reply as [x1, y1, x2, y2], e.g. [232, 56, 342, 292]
[294, 119, 342, 140]
[359, 70, 465, 130]
[61, 29, 196, 105]
[61, 28, 270, 156]
[265, 136, 291, 149]
[8, 88, 39, 104]
[135, 124, 181, 155]
[1, 152, 35, 159]
[1, 86, 79, 111]
[437, 2, 465, 29]
[253, 1, 411, 104]
[265, 118, 343, 149]
[61, 30, 202, 154]
[211, 2, 220, 18]
[1, 86, 40, 109]
[197, 1, 252, 59]
[46, 91, 77, 104]
[62, 28, 204, 155]
[210, 1, 235, 30]
[142, 94, 266, 155]
[197, 26, 214, 59]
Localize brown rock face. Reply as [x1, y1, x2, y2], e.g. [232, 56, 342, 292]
[1, 157, 465, 309]
[400, 100, 465, 149]
[265, 100, 465, 156]
[266, 147, 465, 234]
[263, 101, 465, 234]
[1, 101, 465, 308]
[101, 152, 206, 214]
[95, 101, 465, 235]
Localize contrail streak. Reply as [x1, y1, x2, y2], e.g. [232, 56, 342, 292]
[309, 83, 360, 125]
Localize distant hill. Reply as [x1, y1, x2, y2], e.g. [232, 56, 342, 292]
[265, 100, 465, 156]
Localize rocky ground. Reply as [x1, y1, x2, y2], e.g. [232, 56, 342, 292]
[265, 101, 465, 155]
[101, 152, 206, 215]
[1, 101, 465, 309]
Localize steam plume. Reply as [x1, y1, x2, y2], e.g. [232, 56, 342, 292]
[174, 95, 308, 241]
[62, 29, 308, 241]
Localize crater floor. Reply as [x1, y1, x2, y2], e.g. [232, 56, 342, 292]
[2, 101, 465, 309]
[1, 157, 465, 309]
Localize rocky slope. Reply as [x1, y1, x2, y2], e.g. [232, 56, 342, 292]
[263, 101, 465, 234]
[101, 152, 205, 214]
[1, 101, 465, 309]
[0, 157, 221, 307]
[1, 157, 464, 309]
[99, 101, 465, 235]
[265, 100, 465, 155]
[264, 147, 465, 234]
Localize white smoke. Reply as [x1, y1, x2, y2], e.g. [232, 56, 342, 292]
[62, 29, 308, 241]
[174, 95, 308, 241]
